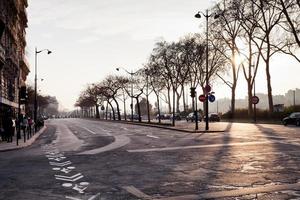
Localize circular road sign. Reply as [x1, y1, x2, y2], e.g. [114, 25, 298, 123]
[208, 95, 216, 103]
[205, 85, 211, 93]
[252, 96, 259, 104]
[199, 94, 206, 102]
[101, 106, 105, 110]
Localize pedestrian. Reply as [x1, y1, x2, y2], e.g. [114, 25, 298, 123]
[28, 117, 33, 138]
[0, 119, 4, 142]
[3, 116, 13, 143]
[12, 118, 16, 136]
[0, 126, 4, 142]
[21, 116, 28, 140]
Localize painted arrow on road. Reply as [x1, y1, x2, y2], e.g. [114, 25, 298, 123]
[55, 173, 84, 182]
[65, 193, 101, 200]
[50, 161, 72, 167]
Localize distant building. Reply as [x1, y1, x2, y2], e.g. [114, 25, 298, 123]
[0, 0, 29, 122]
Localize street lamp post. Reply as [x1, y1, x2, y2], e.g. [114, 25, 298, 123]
[34, 48, 51, 131]
[116, 67, 138, 122]
[195, 10, 219, 131]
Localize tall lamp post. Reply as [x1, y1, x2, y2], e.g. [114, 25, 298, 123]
[116, 67, 138, 122]
[34, 48, 51, 130]
[195, 10, 220, 131]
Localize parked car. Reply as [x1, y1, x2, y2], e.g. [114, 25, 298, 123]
[126, 114, 141, 120]
[203, 113, 220, 122]
[283, 112, 300, 126]
[186, 112, 202, 122]
[164, 114, 172, 119]
[156, 114, 166, 120]
[170, 113, 182, 121]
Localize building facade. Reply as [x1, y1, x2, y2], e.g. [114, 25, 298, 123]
[0, 0, 29, 124]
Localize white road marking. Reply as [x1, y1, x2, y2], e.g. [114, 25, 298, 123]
[65, 193, 101, 200]
[127, 141, 275, 153]
[78, 135, 131, 155]
[82, 127, 97, 135]
[146, 135, 160, 139]
[122, 186, 152, 200]
[50, 161, 72, 167]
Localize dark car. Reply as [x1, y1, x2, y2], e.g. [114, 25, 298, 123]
[156, 114, 168, 120]
[170, 113, 181, 121]
[204, 113, 220, 122]
[186, 112, 202, 122]
[283, 112, 300, 126]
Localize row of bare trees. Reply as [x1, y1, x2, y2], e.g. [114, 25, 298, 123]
[76, 0, 300, 120]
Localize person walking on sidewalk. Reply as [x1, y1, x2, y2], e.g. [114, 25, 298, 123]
[21, 116, 28, 140]
[28, 117, 33, 138]
[3, 116, 13, 143]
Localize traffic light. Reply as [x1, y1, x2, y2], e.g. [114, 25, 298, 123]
[190, 87, 196, 98]
[19, 86, 28, 104]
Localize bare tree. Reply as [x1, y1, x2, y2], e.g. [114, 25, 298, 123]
[102, 75, 129, 120]
[212, 0, 244, 117]
[277, 0, 300, 47]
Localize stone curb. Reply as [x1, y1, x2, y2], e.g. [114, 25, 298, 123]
[87, 118, 225, 133]
[0, 126, 47, 152]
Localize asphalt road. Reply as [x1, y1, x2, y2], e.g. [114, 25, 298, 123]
[0, 118, 300, 200]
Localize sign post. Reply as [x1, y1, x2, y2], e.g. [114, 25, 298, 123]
[252, 95, 259, 123]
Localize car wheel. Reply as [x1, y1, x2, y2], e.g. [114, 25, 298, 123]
[283, 121, 287, 126]
[296, 121, 300, 126]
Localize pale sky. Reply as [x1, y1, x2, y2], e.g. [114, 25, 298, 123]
[26, 0, 300, 111]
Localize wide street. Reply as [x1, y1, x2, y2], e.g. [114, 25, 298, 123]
[0, 119, 300, 200]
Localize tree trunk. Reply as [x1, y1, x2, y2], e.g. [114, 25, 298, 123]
[266, 39, 274, 113]
[113, 97, 121, 120]
[266, 59, 274, 113]
[167, 87, 171, 113]
[146, 95, 150, 123]
[95, 104, 100, 119]
[182, 85, 186, 112]
[156, 92, 161, 124]
[136, 97, 142, 122]
[123, 100, 127, 121]
[231, 83, 236, 118]
[105, 102, 108, 120]
[247, 81, 253, 117]
[108, 101, 115, 120]
[201, 87, 206, 114]
[176, 90, 181, 113]
[230, 45, 237, 118]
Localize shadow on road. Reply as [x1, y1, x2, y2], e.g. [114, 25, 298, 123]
[255, 124, 300, 184]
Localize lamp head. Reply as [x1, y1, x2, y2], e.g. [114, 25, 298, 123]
[195, 12, 201, 18]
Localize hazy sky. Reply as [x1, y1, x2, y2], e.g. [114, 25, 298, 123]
[26, 0, 300, 111]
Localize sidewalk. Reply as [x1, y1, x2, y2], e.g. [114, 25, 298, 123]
[0, 126, 47, 152]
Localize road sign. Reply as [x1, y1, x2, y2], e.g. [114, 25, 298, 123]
[199, 94, 206, 102]
[252, 96, 259, 104]
[208, 95, 216, 103]
[101, 106, 105, 110]
[205, 85, 211, 93]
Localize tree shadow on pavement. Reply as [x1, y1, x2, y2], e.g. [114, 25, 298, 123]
[254, 124, 300, 185]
